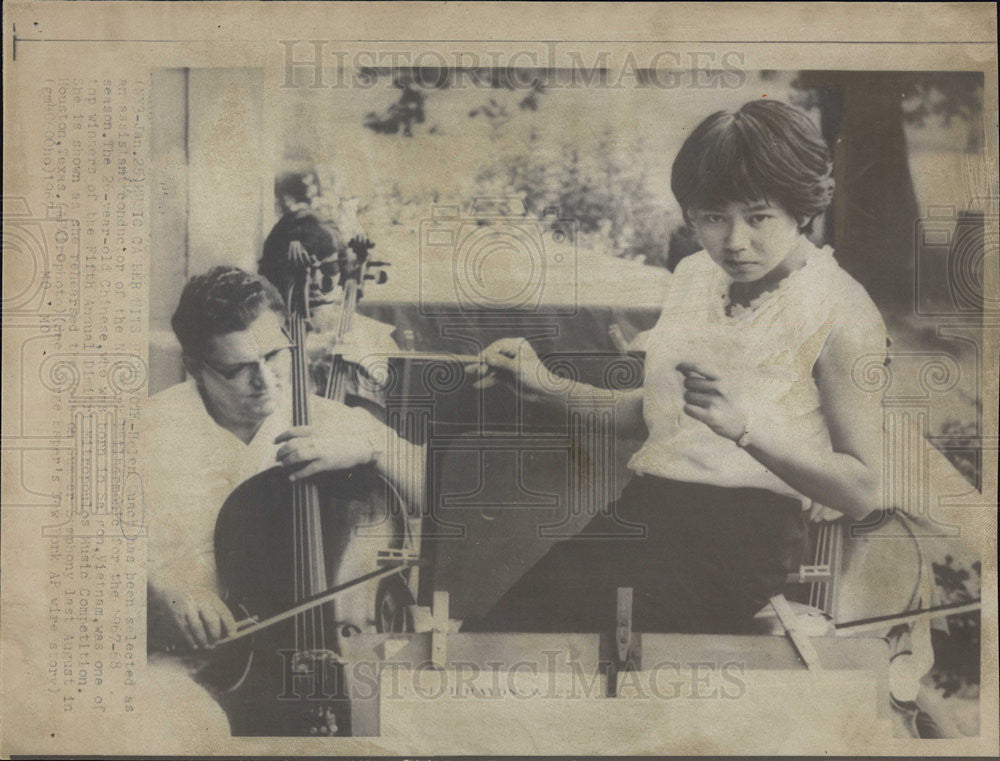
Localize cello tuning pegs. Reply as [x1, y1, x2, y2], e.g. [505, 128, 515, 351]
[368, 260, 390, 267]
[347, 236, 375, 257]
[365, 271, 389, 284]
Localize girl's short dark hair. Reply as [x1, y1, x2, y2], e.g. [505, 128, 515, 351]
[171, 266, 284, 358]
[671, 99, 834, 226]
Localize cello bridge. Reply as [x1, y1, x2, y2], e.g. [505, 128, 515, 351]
[376, 549, 421, 565]
[292, 649, 343, 672]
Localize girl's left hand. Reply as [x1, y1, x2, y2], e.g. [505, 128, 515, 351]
[676, 362, 747, 442]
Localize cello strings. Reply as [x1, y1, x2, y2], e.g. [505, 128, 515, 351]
[830, 522, 842, 616]
[293, 312, 317, 654]
[313, 257, 361, 651]
[291, 254, 382, 657]
[813, 523, 824, 609]
[299, 316, 323, 654]
[293, 314, 306, 653]
[310, 482, 325, 652]
[286, 284, 303, 655]
[819, 521, 830, 611]
[809, 513, 822, 609]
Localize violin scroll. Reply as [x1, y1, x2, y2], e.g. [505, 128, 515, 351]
[344, 235, 390, 300]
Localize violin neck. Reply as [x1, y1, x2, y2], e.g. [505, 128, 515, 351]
[324, 265, 364, 404]
[337, 279, 360, 343]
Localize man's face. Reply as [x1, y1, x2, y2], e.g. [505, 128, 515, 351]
[189, 309, 293, 433]
[689, 200, 802, 283]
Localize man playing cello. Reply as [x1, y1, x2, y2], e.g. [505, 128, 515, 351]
[145, 266, 422, 733]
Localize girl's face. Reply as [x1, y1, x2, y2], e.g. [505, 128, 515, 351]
[689, 201, 804, 283]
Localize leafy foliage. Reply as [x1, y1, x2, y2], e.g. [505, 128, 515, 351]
[937, 418, 981, 489]
[790, 72, 982, 128]
[363, 70, 545, 138]
[358, 69, 680, 265]
[925, 417, 982, 698]
[474, 130, 677, 266]
[930, 555, 981, 697]
[899, 73, 985, 150]
[363, 81, 427, 137]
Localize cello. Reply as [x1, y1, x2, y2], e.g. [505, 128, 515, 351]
[205, 241, 418, 736]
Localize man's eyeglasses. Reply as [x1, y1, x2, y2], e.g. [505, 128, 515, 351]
[198, 344, 295, 384]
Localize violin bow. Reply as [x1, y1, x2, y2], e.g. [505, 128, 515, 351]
[209, 561, 417, 649]
[834, 598, 982, 635]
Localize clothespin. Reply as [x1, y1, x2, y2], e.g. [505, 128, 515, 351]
[607, 587, 640, 697]
[769, 594, 823, 671]
[608, 324, 629, 354]
[616, 587, 633, 664]
[406, 589, 454, 669]
[430, 590, 450, 670]
[401, 329, 417, 353]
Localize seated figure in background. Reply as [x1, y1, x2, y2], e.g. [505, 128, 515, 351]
[259, 206, 398, 408]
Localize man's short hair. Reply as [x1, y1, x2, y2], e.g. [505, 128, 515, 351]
[171, 266, 284, 357]
[671, 99, 834, 227]
[259, 212, 341, 293]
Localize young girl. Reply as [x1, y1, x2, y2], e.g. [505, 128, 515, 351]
[469, 99, 888, 634]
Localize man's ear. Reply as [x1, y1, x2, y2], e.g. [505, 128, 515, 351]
[181, 353, 203, 383]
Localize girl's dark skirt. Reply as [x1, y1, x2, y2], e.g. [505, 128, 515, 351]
[473, 474, 807, 634]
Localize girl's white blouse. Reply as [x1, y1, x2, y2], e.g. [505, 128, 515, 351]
[628, 244, 887, 503]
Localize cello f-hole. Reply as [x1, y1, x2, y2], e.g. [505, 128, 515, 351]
[340, 624, 362, 639]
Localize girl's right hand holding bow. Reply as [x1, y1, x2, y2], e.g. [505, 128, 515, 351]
[465, 338, 560, 403]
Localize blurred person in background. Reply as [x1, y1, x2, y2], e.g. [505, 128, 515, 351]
[264, 172, 398, 408]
